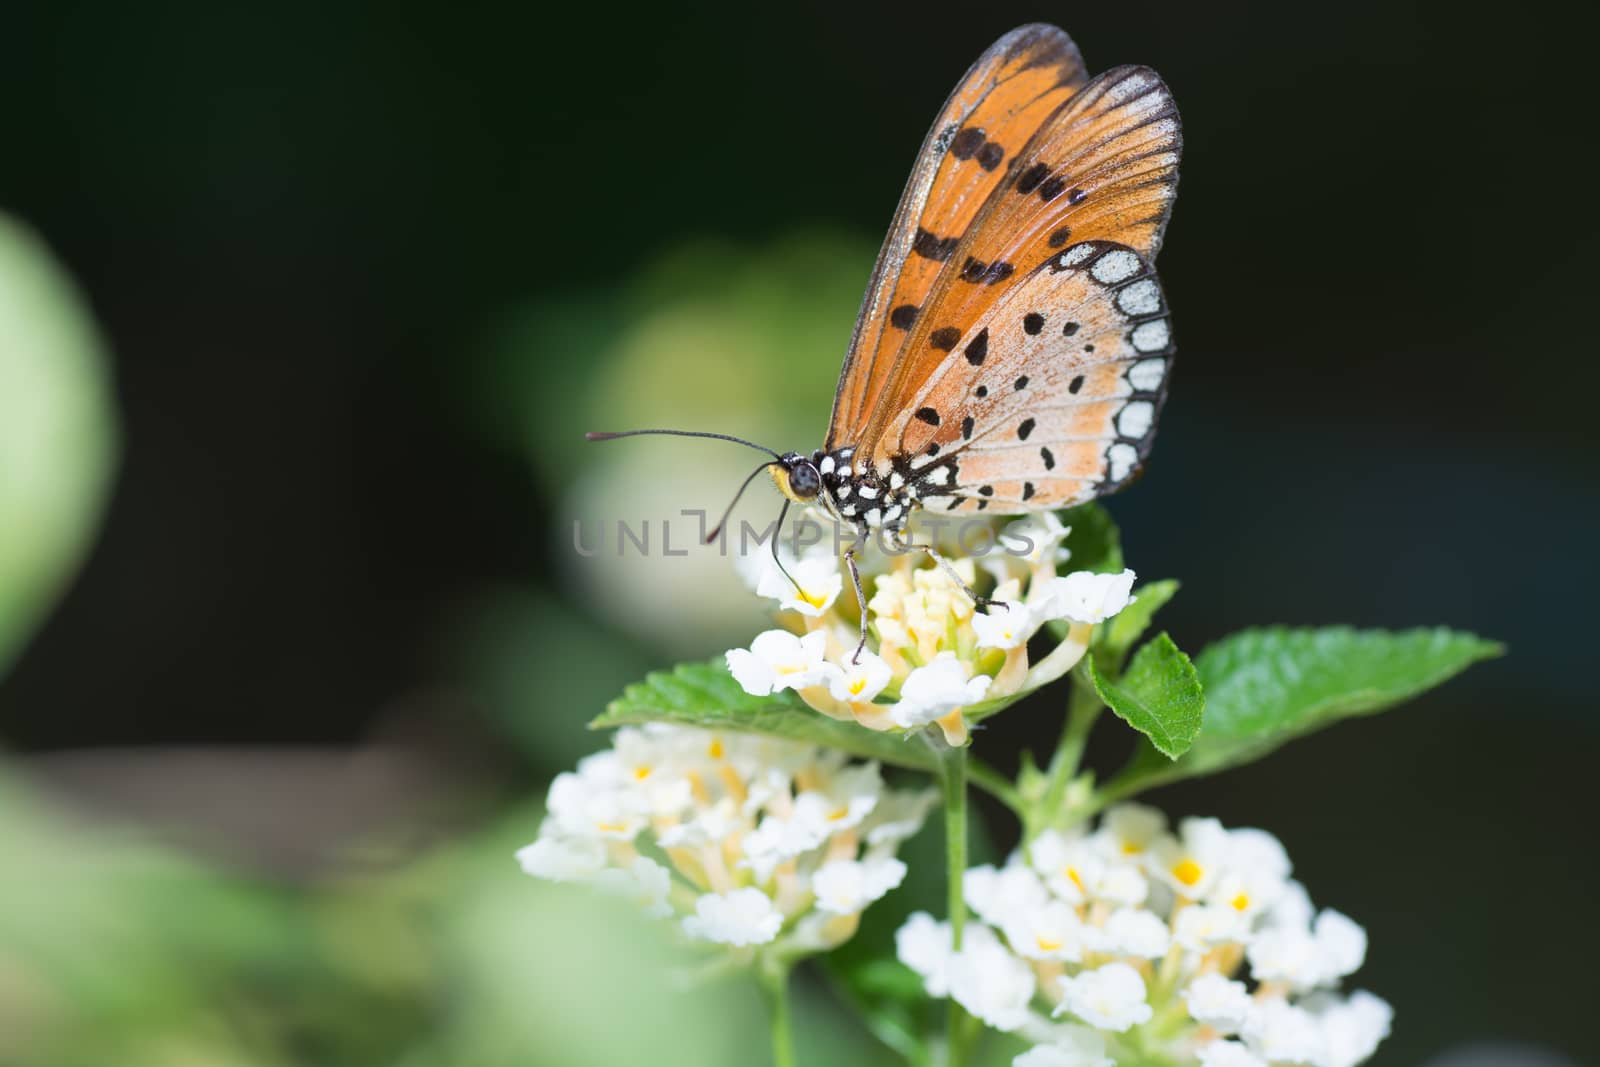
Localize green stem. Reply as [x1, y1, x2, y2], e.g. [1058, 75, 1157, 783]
[1037, 666, 1103, 830]
[966, 756, 1023, 813]
[936, 740, 969, 1067]
[760, 960, 795, 1067]
[938, 743, 968, 946]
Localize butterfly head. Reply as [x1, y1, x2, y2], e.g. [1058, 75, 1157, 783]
[770, 452, 822, 504]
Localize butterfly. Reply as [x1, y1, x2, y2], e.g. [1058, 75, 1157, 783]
[592, 23, 1180, 647]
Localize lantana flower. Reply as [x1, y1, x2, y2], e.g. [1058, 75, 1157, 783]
[518, 723, 934, 959]
[726, 517, 1138, 744]
[895, 805, 1393, 1067]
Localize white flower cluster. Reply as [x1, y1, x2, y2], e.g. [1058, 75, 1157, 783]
[895, 806, 1392, 1067]
[517, 723, 934, 954]
[727, 514, 1138, 744]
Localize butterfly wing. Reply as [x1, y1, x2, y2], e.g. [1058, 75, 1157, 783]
[858, 64, 1182, 509]
[825, 24, 1089, 450]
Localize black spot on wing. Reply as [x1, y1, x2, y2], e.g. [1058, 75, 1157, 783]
[890, 304, 918, 329]
[912, 228, 959, 262]
[915, 407, 941, 427]
[1023, 312, 1044, 335]
[950, 126, 985, 159]
[964, 328, 988, 366]
[976, 142, 1004, 171]
[930, 326, 961, 351]
[959, 257, 1015, 285]
[1016, 162, 1049, 194]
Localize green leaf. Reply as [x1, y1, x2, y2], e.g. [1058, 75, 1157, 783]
[0, 215, 119, 678]
[1095, 579, 1181, 671]
[592, 659, 937, 771]
[1056, 502, 1123, 574]
[1188, 626, 1502, 771]
[1088, 632, 1204, 759]
[1106, 627, 1503, 793]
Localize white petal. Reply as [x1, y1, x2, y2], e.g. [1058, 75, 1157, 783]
[681, 888, 783, 946]
[1035, 569, 1138, 624]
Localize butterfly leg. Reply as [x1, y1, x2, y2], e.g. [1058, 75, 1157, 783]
[886, 525, 1008, 612]
[844, 542, 869, 664]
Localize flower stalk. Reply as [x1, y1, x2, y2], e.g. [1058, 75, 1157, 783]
[935, 737, 970, 1067]
[1036, 662, 1104, 834]
[759, 959, 795, 1067]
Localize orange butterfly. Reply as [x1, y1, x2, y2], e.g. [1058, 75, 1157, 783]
[593, 23, 1180, 642]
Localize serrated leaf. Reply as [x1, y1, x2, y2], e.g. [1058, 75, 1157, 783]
[1187, 626, 1502, 771]
[1088, 632, 1204, 758]
[1107, 626, 1503, 792]
[1056, 502, 1123, 574]
[591, 659, 938, 771]
[1095, 579, 1180, 671]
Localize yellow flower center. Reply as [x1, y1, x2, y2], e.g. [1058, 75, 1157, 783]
[1036, 935, 1063, 952]
[1062, 866, 1087, 894]
[828, 806, 850, 821]
[596, 821, 627, 834]
[1173, 859, 1204, 887]
[633, 766, 652, 781]
[1231, 892, 1251, 912]
[797, 587, 827, 610]
[848, 677, 868, 696]
[707, 738, 724, 759]
[1121, 841, 1143, 855]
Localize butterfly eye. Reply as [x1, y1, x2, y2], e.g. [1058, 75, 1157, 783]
[785, 459, 821, 499]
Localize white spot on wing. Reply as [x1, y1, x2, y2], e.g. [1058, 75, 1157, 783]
[926, 466, 952, 486]
[1091, 249, 1141, 284]
[889, 472, 904, 490]
[819, 455, 835, 476]
[1128, 359, 1166, 392]
[1117, 280, 1161, 317]
[1058, 243, 1096, 269]
[863, 507, 883, 527]
[837, 483, 852, 499]
[857, 484, 879, 500]
[1107, 442, 1139, 482]
[1118, 400, 1155, 439]
[1131, 319, 1170, 353]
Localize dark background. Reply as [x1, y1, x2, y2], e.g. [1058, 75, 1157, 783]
[1, 1, 1595, 1064]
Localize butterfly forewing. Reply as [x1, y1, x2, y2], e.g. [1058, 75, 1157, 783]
[840, 62, 1181, 511]
[826, 24, 1088, 449]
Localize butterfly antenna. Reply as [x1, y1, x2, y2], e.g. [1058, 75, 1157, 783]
[767, 498, 802, 593]
[706, 459, 782, 544]
[585, 428, 782, 459]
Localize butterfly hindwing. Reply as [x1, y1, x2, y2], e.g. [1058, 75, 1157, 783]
[826, 24, 1089, 449]
[904, 240, 1174, 512]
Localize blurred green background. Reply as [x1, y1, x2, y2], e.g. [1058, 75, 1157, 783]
[1, 1, 1595, 1064]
